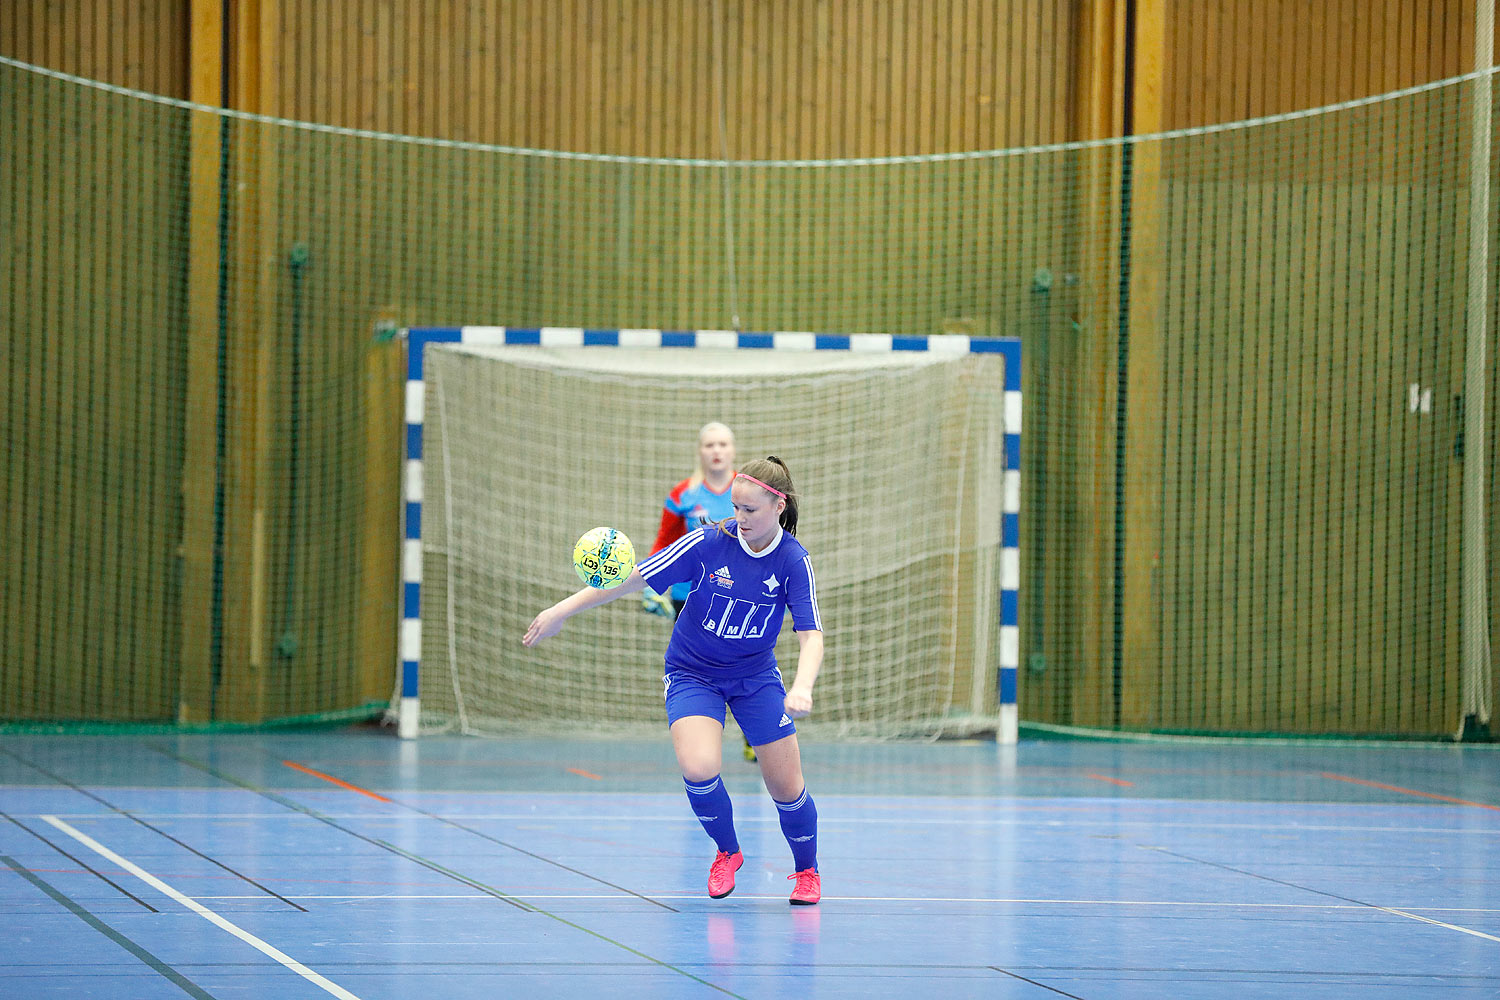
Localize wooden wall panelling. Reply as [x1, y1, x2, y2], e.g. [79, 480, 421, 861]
[54, 27, 85, 717]
[95, 36, 127, 718]
[216, 0, 271, 722]
[1144, 0, 1482, 734]
[1026, 0, 1117, 727]
[93, 0, 121, 719]
[1338, 172, 1372, 733]
[1361, 128, 1393, 732]
[1162, 0, 1474, 131]
[1276, 166, 1311, 729]
[0, 2, 189, 721]
[180, 0, 223, 721]
[1491, 118, 1500, 730]
[1118, 0, 1167, 727]
[14, 0, 1487, 732]
[1261, 165, 1294, 731]
[0, 0, 186, 95]
[0, 61, 21, 716]
[1416, 54, 1464, 731]
[15, 44, 44, 719]
[1154, 146, 1187, 729]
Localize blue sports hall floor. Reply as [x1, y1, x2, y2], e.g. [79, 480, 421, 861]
[1, 728, 1497, 999]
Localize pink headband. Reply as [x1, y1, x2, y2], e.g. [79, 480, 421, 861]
[735, 471, 787, 499]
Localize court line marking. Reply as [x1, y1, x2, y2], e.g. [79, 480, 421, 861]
[29, 812, 1500, 835]
[0, 748, 306, 911]
[1086, 773, 1134, 787]
[567, 768, 604, 781]
[155, 753, 533, 912]
[1142, 846, 1500, 944]
[11, 783, 1500, 799]
[1023, 720, 1500, 748]
[282, 760, 392, 802]
[1, 855, 216, 999]
[990, 965, 1086, 999]
[266, 757, 677, 912]
[1369, 907, 1500, 943]
[182, 893, 1500, 911]
[2, 811, 159, 911]
[38, 816, 362, 1000]
[153, 746, 745, 997]
[1319, 772, 1500, 812]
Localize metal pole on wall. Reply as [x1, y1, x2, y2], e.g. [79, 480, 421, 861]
[1461, 0, 1495, 740]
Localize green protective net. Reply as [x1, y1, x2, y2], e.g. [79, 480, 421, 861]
[1, 54, 1495, 737]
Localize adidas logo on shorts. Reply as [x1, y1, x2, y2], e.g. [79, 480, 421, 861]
[779, 714, 792, 727]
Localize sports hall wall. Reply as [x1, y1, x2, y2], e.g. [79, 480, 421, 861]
[1, 1, 1495, 736]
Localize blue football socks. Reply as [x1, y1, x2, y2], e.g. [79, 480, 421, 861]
[774, 787, 818, 871]
[684, 775, 740, 854]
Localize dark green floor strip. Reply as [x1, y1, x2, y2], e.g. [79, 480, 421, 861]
[3, 854, 216, 1000]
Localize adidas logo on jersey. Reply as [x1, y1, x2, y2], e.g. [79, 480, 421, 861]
[711, 565, 734, 589]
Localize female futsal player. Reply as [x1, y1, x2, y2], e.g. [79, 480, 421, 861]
[522, 457, 823, 905]
[640, 423, 758, 762]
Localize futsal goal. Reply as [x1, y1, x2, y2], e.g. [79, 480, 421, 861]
[392, 327, 1021, 743]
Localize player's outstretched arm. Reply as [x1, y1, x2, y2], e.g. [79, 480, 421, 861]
[784, 629, 823, 717]
[522, 569, 649, 647]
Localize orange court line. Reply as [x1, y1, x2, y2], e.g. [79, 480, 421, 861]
[1086, 773, 1134, 787]
[1320, 772, 1500, 812]
[567, 768, 604, 781]
[282, 760, 392, 802]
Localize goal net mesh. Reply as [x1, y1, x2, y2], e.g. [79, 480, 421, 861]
[416, 345, 1008, 739]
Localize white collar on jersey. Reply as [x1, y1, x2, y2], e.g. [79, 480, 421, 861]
[736, 524, 784, 558]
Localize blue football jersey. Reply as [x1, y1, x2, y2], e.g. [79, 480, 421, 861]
[637, 523, 822, 678]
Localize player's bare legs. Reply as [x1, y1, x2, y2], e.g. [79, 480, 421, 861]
[670, 715, 726, 781]
[751, 732, 805, 801]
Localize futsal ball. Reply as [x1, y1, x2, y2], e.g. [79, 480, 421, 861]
[573, 527, 635, 589]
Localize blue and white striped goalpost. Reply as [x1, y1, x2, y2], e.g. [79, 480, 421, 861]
[396, 327, 1023, 743]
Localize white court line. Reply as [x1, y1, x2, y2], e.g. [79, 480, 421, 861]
[1346, 903, 1500, 943]
[1143, 845, 1500, 945]
[34, 812, 1500, 836]
[190, 892, 1500, 914]
[39, 816, 362, 1000]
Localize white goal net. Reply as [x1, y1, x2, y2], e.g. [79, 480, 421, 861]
[413, 343, 1009, 739]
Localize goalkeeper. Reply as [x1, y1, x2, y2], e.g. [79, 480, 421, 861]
[641, 422, 737, 618]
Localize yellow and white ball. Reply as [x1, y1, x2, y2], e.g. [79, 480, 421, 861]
[572, 527, 635, 589]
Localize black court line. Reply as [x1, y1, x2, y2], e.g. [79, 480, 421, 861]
[0, 747, 306, 911]
[1139, 844, 1500, 941]
[151, 744, 748, 999]
[2, 812, 158, 912]
[263, 752, 677, 911]
[341, 780, 679, 913]
[2, 854, 217, 1000]
[265, 749, 676, 910]
[146, 744, 534, 912]
[448, 824, 680, 912]
[1006, 965, 1500, 982]
[989, 966, 1090, 999]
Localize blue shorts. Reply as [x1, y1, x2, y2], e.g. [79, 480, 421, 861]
[663, 666, 797, 747]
